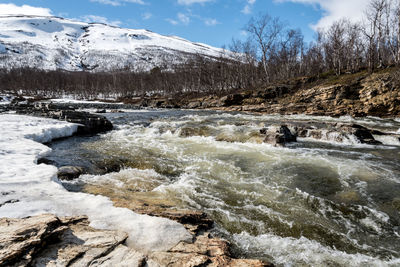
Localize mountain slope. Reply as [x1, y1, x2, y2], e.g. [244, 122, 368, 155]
[0, 15, 229, 71]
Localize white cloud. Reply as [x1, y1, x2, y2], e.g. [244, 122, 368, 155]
[178, 13, 190, 24]
[142, 12, 152, 20]
[177, 0, 213, 5]
[0, 3, 52, 16]
[204, 18, 219, 26]
[166, 18, 179, 25]
[242, 0, 257, 15]
[90, 0, 145, 6]
[81, 15, 122, 26]
[276, 0, 369, 30]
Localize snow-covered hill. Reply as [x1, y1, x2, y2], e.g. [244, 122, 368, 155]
[0, 15, 229, 71]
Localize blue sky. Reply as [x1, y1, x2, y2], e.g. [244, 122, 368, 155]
[0, 0, 369, 48]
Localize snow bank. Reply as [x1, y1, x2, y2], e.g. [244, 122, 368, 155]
[0, 114, 191, 252]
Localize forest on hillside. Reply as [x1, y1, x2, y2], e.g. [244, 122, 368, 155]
[1, 0, 400, 99]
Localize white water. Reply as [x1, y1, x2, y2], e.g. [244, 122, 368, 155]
[24, 110, 399, 266]
[0, 114, 191, 252]
[50, 110, 400, 266]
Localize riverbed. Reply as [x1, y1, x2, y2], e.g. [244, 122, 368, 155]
[46, 109, 400, 266]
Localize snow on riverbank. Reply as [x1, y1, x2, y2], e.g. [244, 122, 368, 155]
[0, 114, 191, 252]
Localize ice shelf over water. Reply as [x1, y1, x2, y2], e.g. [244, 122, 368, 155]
[0, 114, 191, 252]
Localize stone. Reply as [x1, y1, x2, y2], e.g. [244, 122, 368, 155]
[57, 166, 85, 180]
[261, 125, 297, 146]
[0, 214, 67, 266]
[0, 214, 146, 267]
[339, 124, 382, 145]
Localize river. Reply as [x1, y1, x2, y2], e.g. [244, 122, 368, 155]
[45, 109, 400, 266]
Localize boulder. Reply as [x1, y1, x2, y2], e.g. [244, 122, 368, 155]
[261, 125, 297, 146]
[219, 94, 244, 107]
[57, 166, 85, 180]
[339, 124, 382, 145]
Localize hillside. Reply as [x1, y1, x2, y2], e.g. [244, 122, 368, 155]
[0, 15, 229, 71]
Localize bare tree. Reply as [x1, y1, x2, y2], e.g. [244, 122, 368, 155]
[246, 13, 284, 82]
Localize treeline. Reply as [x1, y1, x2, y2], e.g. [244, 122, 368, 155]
[0, 56, 259, 99]
[232, 0, 400, 82]
[1, 0, 399, 99]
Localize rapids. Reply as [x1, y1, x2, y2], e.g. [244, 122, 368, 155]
[46, 110, 400, 266]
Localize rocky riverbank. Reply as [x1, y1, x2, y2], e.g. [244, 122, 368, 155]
[118, 70, 400, 118]
[6, 102, 113, 135]
[0, 212, 271, 267]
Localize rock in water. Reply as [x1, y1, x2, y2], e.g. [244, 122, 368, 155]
[57, 166, 85, 180]
[340, 124, 382, 145]
[261, 125, 297, 146]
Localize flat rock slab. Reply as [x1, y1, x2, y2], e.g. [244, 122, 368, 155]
[0, 214, 273, 267]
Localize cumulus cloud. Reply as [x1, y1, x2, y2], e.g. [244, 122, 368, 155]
[242, 0, 257, 15]
[166, 12, 191, 25]
[90, 0, 145, 6]
[177, 0, 213, 5]
[81, 15, 122, 26]
[0, 3, 52, 16]
[204, 18, 219, 26]
[166, 18, 179, 25]
[142, 12, 152, 20]
[276, 0, 369, 30]
[178, 13, 190, 24]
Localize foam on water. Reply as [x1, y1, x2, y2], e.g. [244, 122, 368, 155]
[374, 134, 400, 146]
[233, 232, 400, 267]
[43, 110, 400, 265]
[0, 114, 191, 252]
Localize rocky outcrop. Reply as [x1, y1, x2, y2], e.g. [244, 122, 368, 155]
[182, 71, 400, 117]
[0, 214, 144, 267]
[11, 102, 113, 135]
[0, 214, 272, 267]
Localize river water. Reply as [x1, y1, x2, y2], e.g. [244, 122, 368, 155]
[46, 109, 400, 266]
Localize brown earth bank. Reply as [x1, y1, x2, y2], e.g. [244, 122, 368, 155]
[122, 69, 400, 118]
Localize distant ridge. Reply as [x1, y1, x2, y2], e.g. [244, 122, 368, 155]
[0, 15, 230, 71]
